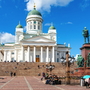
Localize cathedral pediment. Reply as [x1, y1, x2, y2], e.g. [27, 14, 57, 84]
[21, 36, 55, 43]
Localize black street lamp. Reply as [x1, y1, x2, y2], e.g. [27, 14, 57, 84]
[61, 51, 75, 84]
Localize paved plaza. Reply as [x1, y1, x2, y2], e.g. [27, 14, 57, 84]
[0, 76, 89, 90]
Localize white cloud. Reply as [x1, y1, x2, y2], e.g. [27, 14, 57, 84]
[66, 22, 73, 24]
[25, 0, 74, 12]
[44, 23, 51, 26]
[60, 22, 73, 25]
[0, 32, 15, 44]
[80, 0, 90, 10]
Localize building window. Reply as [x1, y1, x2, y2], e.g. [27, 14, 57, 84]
[36, 55, 39, 58]
[30, 25, 32, 29]
[57, 58, 59, 62]
[34, 25, 36, 29]
[11, 58, 14, 61]
[57, 53, 59, 55]
[34, 21, 36, 24]
[38, 26, 40, 29]
[12, 52, 14, 54]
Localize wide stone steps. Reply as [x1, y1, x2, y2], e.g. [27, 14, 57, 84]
[0, 62, 77, 76]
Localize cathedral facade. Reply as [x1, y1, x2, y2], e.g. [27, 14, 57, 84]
[0, 6, 70, 62]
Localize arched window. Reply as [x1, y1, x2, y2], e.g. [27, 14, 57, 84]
[34, 25, 36, 29]
[30, 25, 32, 29]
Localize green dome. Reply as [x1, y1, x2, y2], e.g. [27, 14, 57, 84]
[49, 26, 56, 30]
[16, 24, 23, 28]
[28, 8, 42, 16]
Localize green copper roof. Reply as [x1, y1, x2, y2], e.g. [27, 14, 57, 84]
[49, 26, 56, 30]
[16, 24, 23, 28]
[28, 8, 42, 16]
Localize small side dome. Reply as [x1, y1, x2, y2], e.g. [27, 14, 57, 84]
[49, 26, 56, 30]
[16, 23, 23, 28]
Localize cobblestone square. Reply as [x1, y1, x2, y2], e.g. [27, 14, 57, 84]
[0, 76, 88, 90]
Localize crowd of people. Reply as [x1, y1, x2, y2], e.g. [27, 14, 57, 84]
[41, 72, 61, 85]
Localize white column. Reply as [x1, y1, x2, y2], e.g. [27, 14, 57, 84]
[27, 46, 30, 62]
[9, 51, 11, 62]
[59, 52, 61, 58]
[0, 51, 4, 62]
[15, 50, 17, 61]
[21, 46, 24, 62]
[33, 46, 36, 62]
[56, 50, 57, 62]
[60, 52, 61, 62]
[46, 46, 49, 62]
[31, 56, 32, 62]
[41, 46, 43, 62]
[4, 50, 7, 61]
[52, 46, 55, 62]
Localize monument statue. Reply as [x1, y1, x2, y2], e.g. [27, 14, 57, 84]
[86, 53, 90, 67]
[77, 55, 84, 67]
[82, 27, 89, 43]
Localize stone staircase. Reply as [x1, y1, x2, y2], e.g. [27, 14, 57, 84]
[0, 62, 77, 76]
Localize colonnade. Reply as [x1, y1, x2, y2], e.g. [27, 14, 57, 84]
[3, 46, 55, 62]
[21, 46, 55, 62]
[2, 46, 67, 62]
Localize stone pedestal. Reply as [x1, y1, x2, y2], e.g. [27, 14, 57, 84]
[80, 43, 90, 62]
[74, 43, 90, 76]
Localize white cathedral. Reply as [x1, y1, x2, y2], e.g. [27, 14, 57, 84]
[0, 5, 71, 62]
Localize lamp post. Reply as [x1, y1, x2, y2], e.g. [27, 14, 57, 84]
[61, 51, 75, 84]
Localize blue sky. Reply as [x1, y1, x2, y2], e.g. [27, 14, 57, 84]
[0, 0, 90, 57]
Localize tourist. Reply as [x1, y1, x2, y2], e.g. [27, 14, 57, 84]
[43, 72, 45, 76]
[10, 72, 13, 77]
[45, 73, 49, 79]
[85, 78, 90, 88]
[38, 65, 40, 69]
[14, 72, 16, 76]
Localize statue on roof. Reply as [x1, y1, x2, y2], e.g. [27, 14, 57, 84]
[82, 27, 89, 43]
